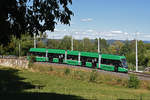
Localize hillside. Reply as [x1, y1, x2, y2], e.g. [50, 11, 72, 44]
[0, 65, 150, 100]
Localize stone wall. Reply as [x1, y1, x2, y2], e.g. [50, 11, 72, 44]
[0, 58, 29, 68]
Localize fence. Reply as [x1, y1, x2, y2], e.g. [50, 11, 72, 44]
[0, 57, 28, 68]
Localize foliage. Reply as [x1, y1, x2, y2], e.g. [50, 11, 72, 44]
[83, 38, 96, 52]
[47, 39, 60, 49]
[108, 40, 124, 55]
[128, 63, 135, 71]
[37, 40, 46, 48]
[0, 45, 5, 55]
[59, 36, 72, 50]
[94, 38, 109, 53]
[100, 38, 109, 54]
[89, 69, 98, 82]
[128, 74, 140, 89]
[147, 61, 150, 67]
[19, 34, 34, 56]
[64, 68, 70, 75]
[2, 34, 33, 56]
[0, 0, 73, 45]
[126, 53, 136, 65]
[73, 40, 81, 51]
[28, 56, 36, 67]
[120, 40, 131, 55]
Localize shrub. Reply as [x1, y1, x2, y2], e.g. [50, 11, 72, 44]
[128, 74, 140, 89]
[89, 69, 98, 82]
[28, 56, 36, 67]
[48, 66, 53, 71]
[64, 68, 70, 75]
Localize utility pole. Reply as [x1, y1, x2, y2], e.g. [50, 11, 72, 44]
[98, 54, 101, 68]
[71, 36, 73, 51]
[97, 32, 101, 68]
[34, 33, 36, 48]
[136, 32, 138, 72]
[46, 49, 48, 61]
[98, 37, 100, 53]
[65, 51, 67, 63]
[78, 52, 81, 65]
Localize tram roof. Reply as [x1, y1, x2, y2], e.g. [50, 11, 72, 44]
[29, 48, 47, 53]
[67, 50, 79, 56]
[48, 49, 65, 54]
[80, 51, 99, 58]
[101, 54, 126, 60]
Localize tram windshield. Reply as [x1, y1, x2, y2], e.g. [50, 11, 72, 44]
[121, 59, 128, 68]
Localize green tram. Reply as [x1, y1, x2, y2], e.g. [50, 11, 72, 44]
[28, 48, 128, 72]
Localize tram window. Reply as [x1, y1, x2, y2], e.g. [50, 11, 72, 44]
[67, 55, 78, 60]
[101, 59, 109, 64]
[101, 59, 121, 67]
[30, 52, 45, 57]
[111, 60, 122, 67]
[84, 57, 93, 62]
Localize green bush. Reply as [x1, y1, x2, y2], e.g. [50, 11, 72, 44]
[28, 56, 36, 67]
[64, 68, 70, 75]
[89, 69, 98, 82]
[128, 74, 140, 89]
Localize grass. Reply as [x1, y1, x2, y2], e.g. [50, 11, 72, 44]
[0, 64, 150, 100]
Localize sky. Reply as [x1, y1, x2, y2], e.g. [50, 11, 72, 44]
[47, 0, 150, 40]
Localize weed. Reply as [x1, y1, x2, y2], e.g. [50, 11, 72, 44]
[89, 69, 98, 82]
[48, 66, 53, 71]
[64, 68, 70, 75]
[28, 56, 36, 68]
[78, 71, 85, 80]
[128, 74, 140, 89]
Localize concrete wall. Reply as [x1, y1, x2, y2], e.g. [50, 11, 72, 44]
[0, 58, 29, 68]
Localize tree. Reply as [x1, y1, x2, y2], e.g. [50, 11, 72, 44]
[47, 39, 60, 49]
[108, 41, 124, 55]
[94, 38, 109, 53]
[0, 45, 5, 55]
[124, 40, 148, 69]
[20, 34, 34, 56]
[37, 32, 48, 48]
[59, 36, 71, 50]
[82, 38, 95, 52]
[5, 35, 19, 55]
[144, 43, 150, 50]
[37, 40, 46, 48]
[120, 40, 131, 55]
[0, 0, 73, 45]
[73, 39, 80, 51]
[3, 34, 33, 56]
[137, 41, 147, 67]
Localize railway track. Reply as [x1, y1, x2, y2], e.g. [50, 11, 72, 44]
[35, 62, 150, 80]
[128, 71, 150, 80]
